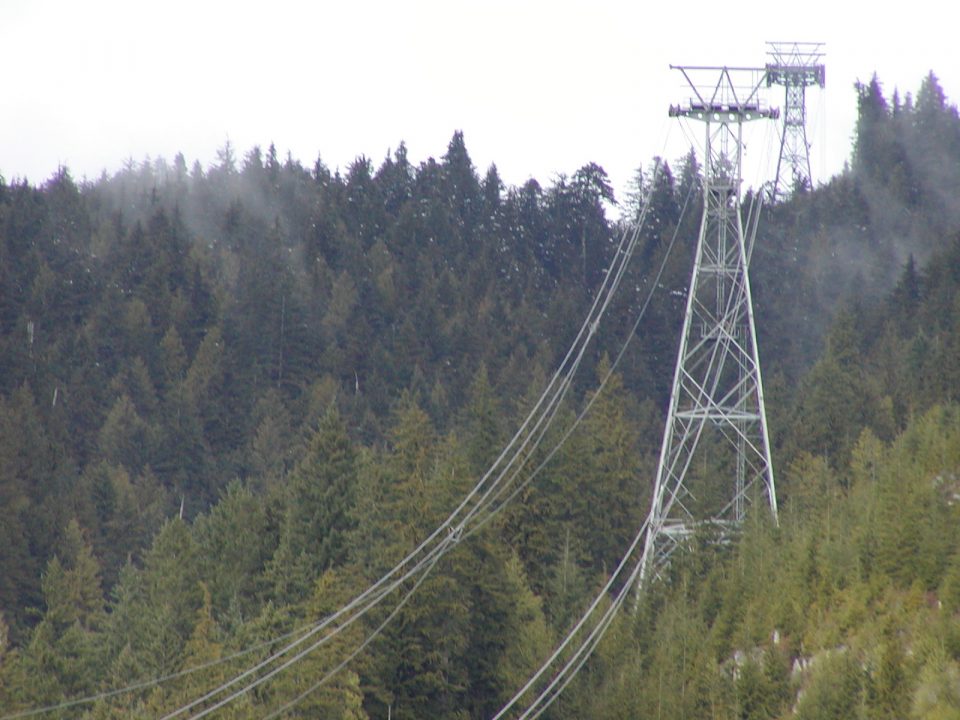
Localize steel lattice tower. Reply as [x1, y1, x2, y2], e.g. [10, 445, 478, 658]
[766, 41, 825, 197]
[640, 66, 779, 580]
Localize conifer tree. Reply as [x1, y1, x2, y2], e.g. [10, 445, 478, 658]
[14, 520, 106, 708]
[268, 405, 357, 602]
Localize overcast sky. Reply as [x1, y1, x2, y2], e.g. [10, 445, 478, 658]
[2, 0, 955, 202]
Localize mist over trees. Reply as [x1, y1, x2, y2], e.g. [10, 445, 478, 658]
[1, 72, 960, 717]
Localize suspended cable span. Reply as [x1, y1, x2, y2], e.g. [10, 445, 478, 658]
[189, 542, 447, 720]
[493, 514, 652, 720]
[156, 164, 667, 720]
[454, 158, 674, 539]
[264, 160, 690, 719]
[160, 228, 630, 717]
[486, 178, 696, 720]
[6, 157, 680, 720]
[11, 154, 672, 720]
[466, 175, 695, 544]
[116, 197, 654, 720]
[521, 550, 650, 720]
[260, 545, 445, 720]
[245, 155, 684, 720]
[161, 533, 453, 720]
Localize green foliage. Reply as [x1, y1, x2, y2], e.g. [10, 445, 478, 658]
[9, 520, 107, 711]
[194, 481, 277, 617]
[795, 650, 864, 720]
[5, 73, 960, 720]
[911, 650, 960, 720]
[735, 649, 790, 720]
[268, 405, 357, 601]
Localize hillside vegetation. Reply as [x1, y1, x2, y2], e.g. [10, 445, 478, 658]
[1, 72, 960, 718]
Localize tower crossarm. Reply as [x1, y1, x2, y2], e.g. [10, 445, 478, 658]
[669, 64, 778, 123]
[765, 65, 825, 88]
[670, 103, 779, 123]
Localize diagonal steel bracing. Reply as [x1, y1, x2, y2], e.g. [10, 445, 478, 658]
[640, 65, 779, 582]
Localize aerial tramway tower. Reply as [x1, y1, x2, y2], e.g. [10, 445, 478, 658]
[640, 65, 780, 579]
[766, 41, 826, 197]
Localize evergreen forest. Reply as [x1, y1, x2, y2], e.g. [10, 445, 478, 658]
[2, 71, 960, 718]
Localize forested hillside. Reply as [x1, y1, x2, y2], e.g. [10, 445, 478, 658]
[1, 71, 960, 718]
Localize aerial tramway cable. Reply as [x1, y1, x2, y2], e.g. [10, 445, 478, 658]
[6, 142, 681, 720]
[465, 173, 695, 547]
[154, 159, 669, 720]
[245, 161, 692, 720]
[490, 178, 695, 720]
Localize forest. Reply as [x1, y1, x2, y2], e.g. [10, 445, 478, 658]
[1, 71, 960, 718]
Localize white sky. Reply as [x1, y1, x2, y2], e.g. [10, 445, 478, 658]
[2, 0, 956, 203]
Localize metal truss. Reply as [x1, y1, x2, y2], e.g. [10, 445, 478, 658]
[766, 41, 825, 197]
[641, 65, 779, 582]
